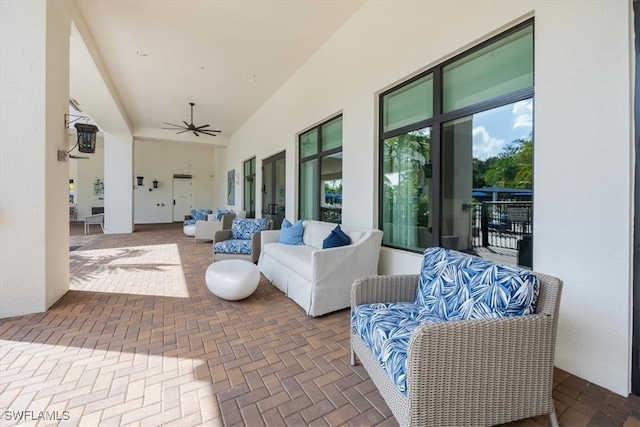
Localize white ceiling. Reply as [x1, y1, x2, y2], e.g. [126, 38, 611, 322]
[69, 0, 365, 146]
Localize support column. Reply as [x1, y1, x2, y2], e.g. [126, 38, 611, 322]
[104, 133, 134, 234]
[0, 1, 71, 318]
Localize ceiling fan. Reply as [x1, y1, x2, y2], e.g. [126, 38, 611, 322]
[162, 102, 221, 137]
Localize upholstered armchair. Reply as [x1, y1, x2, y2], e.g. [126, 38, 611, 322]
[213, 218, 272, 263]
[183, 209, 212, 236]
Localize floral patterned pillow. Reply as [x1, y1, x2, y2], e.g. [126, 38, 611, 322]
[416, 247, 539, 320]
[231, 218, 271, 240]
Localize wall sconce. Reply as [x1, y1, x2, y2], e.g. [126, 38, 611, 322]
[152, 179, 158, 189]
[74, 123, 98, 153]
[136, 175, 144, 186]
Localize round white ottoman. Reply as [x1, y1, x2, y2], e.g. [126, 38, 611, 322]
[183, 224, 196, 236]
[205, 259, 260, 300]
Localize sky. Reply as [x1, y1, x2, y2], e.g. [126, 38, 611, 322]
[472, 99, 533, 160]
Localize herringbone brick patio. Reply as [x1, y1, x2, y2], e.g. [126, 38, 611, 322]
[0, 223, 638, 426]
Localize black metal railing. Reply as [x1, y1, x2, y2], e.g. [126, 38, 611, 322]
[471, 201, 532, 250]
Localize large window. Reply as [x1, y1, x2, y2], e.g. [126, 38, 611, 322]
[299, 116, 343, 223]
[379, 20, 534, 266]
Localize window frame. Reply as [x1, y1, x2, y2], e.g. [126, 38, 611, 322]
[298, 115, 343, 221]
[378, 19, 534, 253]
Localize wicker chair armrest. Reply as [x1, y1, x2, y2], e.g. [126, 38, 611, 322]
[351, 274, 420, 307]
[213, 229, 232, 244]
[250, 231, 262, 263]
[405, 313, 557, 426]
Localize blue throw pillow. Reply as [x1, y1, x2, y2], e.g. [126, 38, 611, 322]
[278, 219, 304, 245]
[322, 225, 351, 249]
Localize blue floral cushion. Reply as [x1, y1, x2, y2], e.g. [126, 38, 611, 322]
[191, 209, 211, 221]
[214, 239, 251, 255]
[416, 247, 539, 320]
[214, 208, 232, 221]
[231, 218, 271, 240]
[352, 302, 443, 395]
[184, 208, 211, 226]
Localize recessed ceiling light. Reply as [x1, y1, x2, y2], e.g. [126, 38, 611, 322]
[200, 66, 206, 70]
[247, 74, 256, 83]
[151, 118, 156, 122]
[136, 50, 148, 57]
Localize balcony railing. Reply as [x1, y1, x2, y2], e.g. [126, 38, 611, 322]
[471, 201, 532, 251]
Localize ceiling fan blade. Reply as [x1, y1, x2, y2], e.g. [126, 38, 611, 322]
[193, 131, 199, 137]
[176, 130, 189, 134]
[162, 122, 184, 128]
[198, 131, 218, 136]
[183, 121, 191, 127]
[195, 124, 210, 129]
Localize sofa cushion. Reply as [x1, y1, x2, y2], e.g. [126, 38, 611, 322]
[231, 218, 271, 240]
[303, 221, 335, 249]
[322, 225, 351, 249]
[352, 302, 444, 395]
[279, 219, 304, 245]
[263, 243, 315, 281]
[214, 239, 252, 255]
[417, 247, 539, 321]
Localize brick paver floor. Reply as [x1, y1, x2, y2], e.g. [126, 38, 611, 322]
[0, 223, 638, 426]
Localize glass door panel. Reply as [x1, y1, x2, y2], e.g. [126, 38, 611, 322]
[262, 151, 285, 230]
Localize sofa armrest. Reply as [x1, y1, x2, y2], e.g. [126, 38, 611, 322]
[260, 230, 281, 253]
[351, 274, 420, 307]
[405, 313, 558, 425]
[307, 230, 383, 316]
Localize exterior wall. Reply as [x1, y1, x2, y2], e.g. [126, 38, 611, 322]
[220, 1, 634, 395]
[133, 140, 216, 224]
[0, 1, 71, 318]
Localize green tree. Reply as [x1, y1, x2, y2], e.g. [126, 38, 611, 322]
[482, 137, 532, 189]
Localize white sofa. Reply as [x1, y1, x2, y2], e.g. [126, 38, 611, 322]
[258, 220, 383, 317]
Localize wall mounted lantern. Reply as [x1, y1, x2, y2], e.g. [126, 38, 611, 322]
[152, 179, 159, 189]
[136, 175, 144, 186]
[74, 123, 99, 153]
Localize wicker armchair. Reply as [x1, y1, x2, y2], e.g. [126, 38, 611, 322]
[213, 218, 273, 263]
[194, 212, 239, 243]
[350, 270, 563, 427]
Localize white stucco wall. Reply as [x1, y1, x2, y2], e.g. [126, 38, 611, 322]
[220, 1, 634, 395]
[133, 140, 216, 224]
[0, 1, 71, 318]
